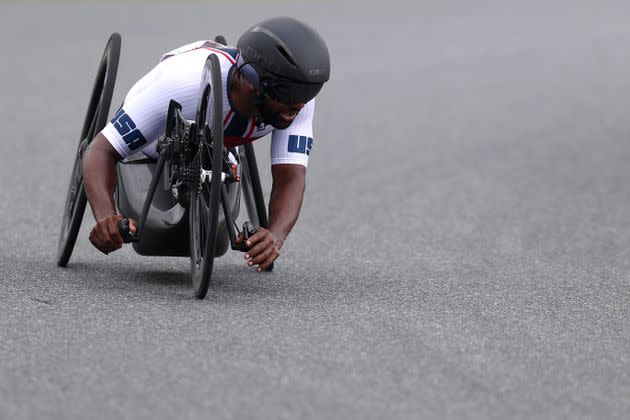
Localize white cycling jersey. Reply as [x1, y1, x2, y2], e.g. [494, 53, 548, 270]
[101, 40, 315, 167]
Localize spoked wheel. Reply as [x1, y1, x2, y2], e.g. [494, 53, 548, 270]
[189, 54, 224, 299]
[56, 33, 121, 267]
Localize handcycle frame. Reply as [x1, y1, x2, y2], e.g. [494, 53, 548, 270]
[119, 99, 270, 258]
[57, 33, 271, 299]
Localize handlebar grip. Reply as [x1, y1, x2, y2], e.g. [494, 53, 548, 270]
[243, 221, 256, 238]
[237, 221, 257, 252]
[242, 222, 273, 271]
[118, 218, 139, 243]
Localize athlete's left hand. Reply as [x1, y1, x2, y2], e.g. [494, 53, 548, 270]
[236, 227, 282, 272]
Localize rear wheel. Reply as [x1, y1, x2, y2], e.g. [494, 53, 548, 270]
[56, 33, 121, 267]
[189, 54, 224, 299]
[239, 143, 273, 271]
[240, 143, 271, 229]
[239, 145, 261, 228]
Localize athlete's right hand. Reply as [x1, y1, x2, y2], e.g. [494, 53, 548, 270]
[88, 214, 137, 255]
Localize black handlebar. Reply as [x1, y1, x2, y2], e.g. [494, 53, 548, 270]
[118, 218, 139, 243]
[237, 221, 257, 252]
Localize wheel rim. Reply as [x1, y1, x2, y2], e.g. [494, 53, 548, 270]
[190, 146, 212, 288]
[189, 54, 224, 298]
[189, 81, 211, 293]
[238, 147, 261, 228]
[56, 33, 120, 266]
[58, 145, 85, 244]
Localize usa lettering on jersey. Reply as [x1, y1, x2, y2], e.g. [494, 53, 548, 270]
[111, 109, 147, 151]
[288, 135, 313, 156]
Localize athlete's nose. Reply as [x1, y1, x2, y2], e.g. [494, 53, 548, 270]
[279, 111, 297, 122]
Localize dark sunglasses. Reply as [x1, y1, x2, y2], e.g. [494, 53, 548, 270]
[236, 54, 318, 105]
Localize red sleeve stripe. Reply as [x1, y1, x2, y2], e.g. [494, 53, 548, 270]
[245, 118, 256, 139]
[203, 47, 236, 65]
[223, 109, 234, 126]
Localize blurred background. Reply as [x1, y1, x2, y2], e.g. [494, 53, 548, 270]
[1, 1, 630, 418]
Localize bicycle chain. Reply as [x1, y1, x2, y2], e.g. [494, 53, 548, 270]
[179, 121, 202, 198]
[157, 119, 217, 203]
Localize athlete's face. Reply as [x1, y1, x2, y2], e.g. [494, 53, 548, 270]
[260, 97, 305, 130]
[236, 70, 304, 129]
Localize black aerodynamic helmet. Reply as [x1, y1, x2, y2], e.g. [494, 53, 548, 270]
[236, 17, 330, 104]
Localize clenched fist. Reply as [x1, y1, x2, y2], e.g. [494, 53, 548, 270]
[89, 214, 137, 255]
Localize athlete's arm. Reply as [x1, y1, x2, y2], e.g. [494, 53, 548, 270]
[269, 164, 306, 240]
[82, 133, 137, 254]
[83, 133, 119, 220]
[240, 100, 315, 271]
[241, 164, 305, 271]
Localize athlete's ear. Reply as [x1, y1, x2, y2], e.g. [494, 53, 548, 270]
[237, 69, 257, 95]
[250, 91, 264, 106]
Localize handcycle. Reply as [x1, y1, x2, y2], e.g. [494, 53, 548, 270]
[56, 33, 271, 299]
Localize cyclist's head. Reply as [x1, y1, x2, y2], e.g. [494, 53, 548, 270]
[236, 16, 330, 128]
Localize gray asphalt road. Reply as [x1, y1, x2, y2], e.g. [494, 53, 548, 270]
[2, 1, 630, 418]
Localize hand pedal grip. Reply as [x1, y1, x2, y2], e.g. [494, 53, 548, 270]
[238, 221, 257, 251]
[118, 218, 139, 243]
[244, 221, 273, 272]
[243, 221, 256, 239]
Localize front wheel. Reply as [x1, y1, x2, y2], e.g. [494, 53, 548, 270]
[57, 33, 121, 267]
[189, 54, 224, 299]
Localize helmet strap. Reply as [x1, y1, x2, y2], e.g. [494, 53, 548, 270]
[251, 90, 270, 127]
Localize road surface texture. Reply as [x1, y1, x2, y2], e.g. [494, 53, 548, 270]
[1, 1, 629, 418]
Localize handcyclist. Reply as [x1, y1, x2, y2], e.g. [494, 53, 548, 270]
[82, 17, 330, 272]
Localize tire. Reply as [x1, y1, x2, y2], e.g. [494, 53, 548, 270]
[189, 54, 224, 299]
[239, 143, 273, 272]
[238, 145, 261, 228]
[239, 143, 271, 229]
[56, 33, 121, 267]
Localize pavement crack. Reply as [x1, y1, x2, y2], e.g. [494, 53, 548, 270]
[29, 297, 52, 305]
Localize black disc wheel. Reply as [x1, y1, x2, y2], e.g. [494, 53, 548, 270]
[238, 143, 273, 271]
[56, 33, 121, 267]
[239, 143, 270, 230]
[189, 54, 224, 299]
[238, 146, 260, 228]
